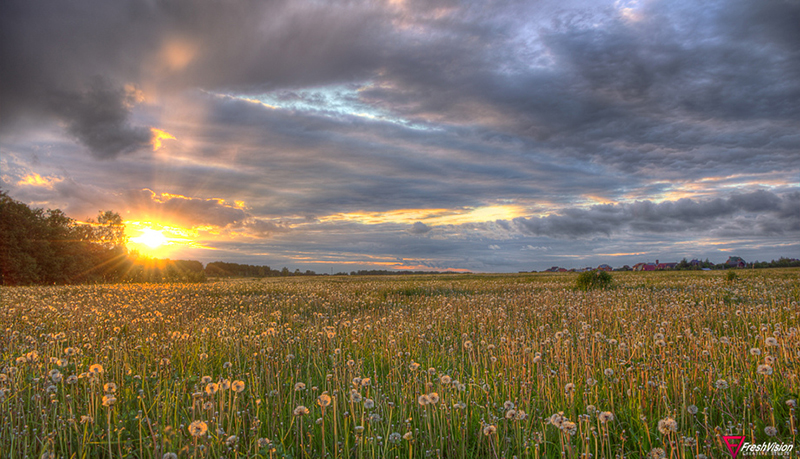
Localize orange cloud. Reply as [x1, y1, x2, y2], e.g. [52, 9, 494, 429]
[319, 205, 527, 226]
[151, 128, 176, 151]
[17, 173, 62, 189]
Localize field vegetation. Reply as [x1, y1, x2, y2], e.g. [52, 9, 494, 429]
[1, 270, 798, 458]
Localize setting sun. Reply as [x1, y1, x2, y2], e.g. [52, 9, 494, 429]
[131, 228, 168, 249]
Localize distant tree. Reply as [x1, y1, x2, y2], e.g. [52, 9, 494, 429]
[575, 270, 613, 291]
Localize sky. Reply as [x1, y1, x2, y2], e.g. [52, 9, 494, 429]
[1, 0, 798, 273]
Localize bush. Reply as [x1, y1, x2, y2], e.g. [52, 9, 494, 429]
[726, 270, 738, 282]
[576, 270, 613, 290]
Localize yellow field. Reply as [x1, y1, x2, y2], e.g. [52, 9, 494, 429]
[2, 270, 798, 458]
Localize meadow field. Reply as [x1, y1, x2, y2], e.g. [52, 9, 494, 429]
[1, 270, 798, 459]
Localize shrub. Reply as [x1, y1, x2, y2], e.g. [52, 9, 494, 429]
[576, 270, 613, 290]
[726, 270, 738, 282]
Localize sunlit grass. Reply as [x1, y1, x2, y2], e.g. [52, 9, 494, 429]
[1, 270, 798, 458]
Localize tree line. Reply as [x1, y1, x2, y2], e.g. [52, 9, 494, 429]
[1, 191, 207, 285]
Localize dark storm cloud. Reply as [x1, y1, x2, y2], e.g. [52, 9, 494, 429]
[48, 80, 153, 159]
[409, 222, 432, 234]
[0, 0, 393, 157]
[512, 191, 800, 238]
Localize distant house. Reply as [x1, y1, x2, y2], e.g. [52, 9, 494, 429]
[726, 256, 746, 268]
[597, 264, 613, 272]
[558, 268, 569, 272]
[633, 262, 657, 271]
[690, 259, 701, 266]
[657, 262, 678, 270]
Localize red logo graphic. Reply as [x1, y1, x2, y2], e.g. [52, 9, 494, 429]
[723, 435, 746, 458]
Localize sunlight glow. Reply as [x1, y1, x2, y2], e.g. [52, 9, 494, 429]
[318, 205, 527, 226]
[131, 228, 167, 249]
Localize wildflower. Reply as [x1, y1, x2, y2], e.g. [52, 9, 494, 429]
[360, 377, 371, 386]
[232, 380, 245, 393]
[750, 347, 761, 356]
[505, 409, 516, 419]
[409, 362, 420, 371]
[318, 394, 332, 408]
[561, 421, 578, 436]
[483, 424, 497, 436]
[403, 431, 413, 441]
[64, 347, 77, 357]
[102, 395, 116, 407]
[103, 382, 117, 393]
[364, 398, 375, 409]
[350, 390, 363, 403]
[219, 379, 231, 390]
[418, 394, 430, 406]
[599, 411, 614, 423]
[89, 364, 103, 375]
[764, 426, 778, 437]
[454, 401, 466, 409]
[257, 438, 270, 448]
[201, 375, 212, 384]
[369, 413, 381, 423]
[657, 417, 677, 435]
[440, 375, 451, 384]
[687, 405, 698, 415]
[463, 341, 473, 350]
[389, 432, 402, 443]
[188, 420, 208, 437]
[205, 383, 219, 395]
[786, 399, 797, 408]
[226, 435, 239, 446]
[714, 379, 729, 389]
[428, 392, 439, 404]
[765, 337, 778, 347]
[504, 400, 515, 410]
[50, 370, 62, 383]
[293, 405, 310, 416]
[604, 368, 614, 377]
[162, 453, 178, 459]
[648, 448, 666, 459]
[565, 383, 575, 393]
[223, 361, 232, 369]
[66, 374, 78, 384]
[550, 412, 566, 428]
[757, 364, 773, 375]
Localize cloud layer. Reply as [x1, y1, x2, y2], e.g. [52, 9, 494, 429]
[1, 0, 798, 271]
